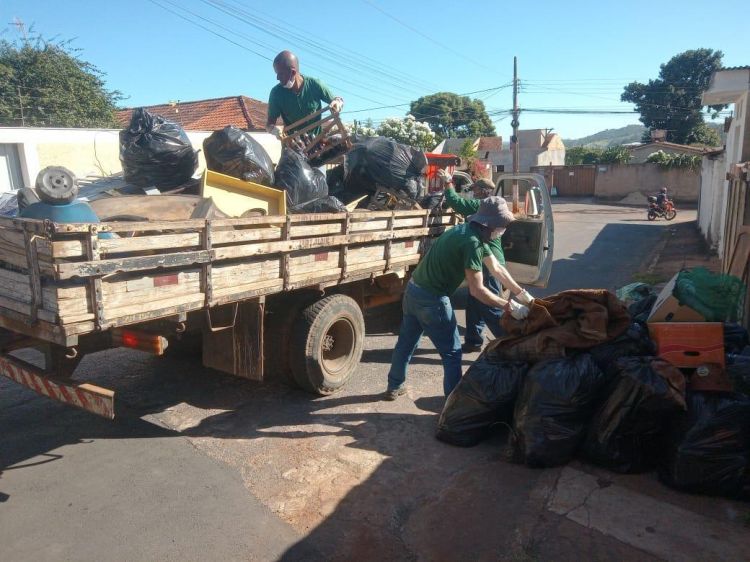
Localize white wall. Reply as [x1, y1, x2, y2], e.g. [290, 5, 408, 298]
[698, 153, 727, 254]
[0, 127, 282, 188]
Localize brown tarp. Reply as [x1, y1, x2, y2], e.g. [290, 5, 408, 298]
[486, 289, 630, 363]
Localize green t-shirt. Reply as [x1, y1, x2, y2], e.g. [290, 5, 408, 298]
[412, 222, 490, 296]
[444, 187, 506, 264]
[267, 76, 334, 134]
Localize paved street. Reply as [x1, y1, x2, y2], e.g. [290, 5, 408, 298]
[1, 201, 748, 561]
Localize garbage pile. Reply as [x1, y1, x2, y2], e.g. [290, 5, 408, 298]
[6, 109, 434, 219]
[437, 273, 750, 501]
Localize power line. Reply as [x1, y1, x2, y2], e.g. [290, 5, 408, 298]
[360, 0, 500, 74]
[148, 0, 393, 106]
[200, 0, 432, 97]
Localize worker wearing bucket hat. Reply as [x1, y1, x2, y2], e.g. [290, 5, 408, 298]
[385, 194, 532, 400]
[440, 172, 535, 353]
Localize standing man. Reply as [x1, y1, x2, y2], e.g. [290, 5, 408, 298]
[441, 173, 514, 353]
[385, 196, 534, 400]
[266, 51, 344, 138]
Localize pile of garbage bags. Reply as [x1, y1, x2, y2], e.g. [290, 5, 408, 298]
[120, 108, 198, 189]
[436, 288, 750, 500]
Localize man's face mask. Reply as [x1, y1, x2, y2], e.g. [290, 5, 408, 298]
[490, 227, 506, 240]
[282, 75, 295, 89]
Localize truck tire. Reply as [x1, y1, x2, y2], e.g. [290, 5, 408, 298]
[290, 294, 365, 395]
[35, 166, 79, 204]
[264, 293, 315, 383]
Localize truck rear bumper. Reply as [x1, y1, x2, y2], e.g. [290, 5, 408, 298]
[0, 354, 114, 419]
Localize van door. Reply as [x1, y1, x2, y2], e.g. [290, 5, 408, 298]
[494, 173, 554, 287]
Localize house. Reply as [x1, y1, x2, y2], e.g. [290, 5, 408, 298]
[116, 95, 268, 131]
[491, 129, 565, 172]
[627, 141, 711, 164]
[697, 66, 750, 259]
[0, 95, 276, 192]
[433, 131, 564, 173]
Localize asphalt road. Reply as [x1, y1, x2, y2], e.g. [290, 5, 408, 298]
[2, 201, 748, 562]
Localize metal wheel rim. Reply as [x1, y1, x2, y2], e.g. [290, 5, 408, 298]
[320, 317, 356, 381]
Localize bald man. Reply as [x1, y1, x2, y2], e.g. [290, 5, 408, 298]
[266, 50, 344, 139]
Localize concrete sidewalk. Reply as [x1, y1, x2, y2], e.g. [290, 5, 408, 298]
[635, 218, 720, 285]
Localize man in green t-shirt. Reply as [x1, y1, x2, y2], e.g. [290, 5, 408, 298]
[266, 51, 344, 138]
[441, 173, 534, 352]
[386, 196, 533, 400]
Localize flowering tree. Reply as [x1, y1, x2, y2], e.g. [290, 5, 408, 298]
[347, 119, 377, 138]
[375, 115, 436, 150]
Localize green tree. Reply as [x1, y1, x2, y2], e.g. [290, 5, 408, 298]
[686, 122, 722, 146]
[409, 92, 495, 140]
[459, 138, 477, 159]
[599, 146, 631, 164]
[565, 146, 603, 165]
[621, 49, 725, 144]
[0, 35, 122, 127]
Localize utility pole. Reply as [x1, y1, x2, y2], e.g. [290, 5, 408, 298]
[511, 56, 520, 212]
[17, 86, 25, 126]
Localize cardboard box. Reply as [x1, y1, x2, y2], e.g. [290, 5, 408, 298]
[649, 322, 725, 368]
[646, 273, 705, 323]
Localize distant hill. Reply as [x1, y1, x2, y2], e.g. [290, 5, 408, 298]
[564, 122, 725, 148]
[563, 125, 645, 148]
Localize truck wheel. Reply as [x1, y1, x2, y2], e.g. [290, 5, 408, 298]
[290, 294, 365, 395]
[264, 293, 315, 383]
[35, 166, 79, 204]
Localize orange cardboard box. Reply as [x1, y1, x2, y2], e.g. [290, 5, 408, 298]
[647, 273, 705, 323]
[648, 322, 724, 368]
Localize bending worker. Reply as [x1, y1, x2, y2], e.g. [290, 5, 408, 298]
[385, 195, 535, 400]
[441, 172, 515, 353]
[266, 50, 344, 138]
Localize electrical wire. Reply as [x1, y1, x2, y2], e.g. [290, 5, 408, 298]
[360, 0, 500, 74]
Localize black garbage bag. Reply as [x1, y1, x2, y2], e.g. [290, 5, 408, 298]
[583, 357, 686, 473]
[274, 149, 328, 208]
[344, 136, 427, 200]
[510, 355, 607, 467]
[293, 196, 347, 213]
[419, 192, 445, 211]
[203, 126, 274, 185]
[724, 323, 749, 355]
[628, 294, 657, 323]
[727, 359, 750, 395]
[586, 323, 655, 376]
[658, 392, 750, 499]
[436, 354, 527, 447]
[119, 108, 198, 189]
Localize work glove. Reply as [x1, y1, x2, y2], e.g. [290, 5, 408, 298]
[437, 169, 453, 185]
[507, 300, 530, 321]
[268, 125, 283, 139]
[330, 97, 344, 113]
[516, 289, 535, 306]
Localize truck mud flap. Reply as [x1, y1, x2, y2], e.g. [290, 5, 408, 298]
[0, 354, 114, 419]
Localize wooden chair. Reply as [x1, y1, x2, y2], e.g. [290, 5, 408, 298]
[280, 104, 352, 166]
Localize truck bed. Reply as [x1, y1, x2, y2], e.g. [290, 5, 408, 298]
[0, 210, 456, 346]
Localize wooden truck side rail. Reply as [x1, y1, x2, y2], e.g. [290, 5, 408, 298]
[0, 209, 456, 347]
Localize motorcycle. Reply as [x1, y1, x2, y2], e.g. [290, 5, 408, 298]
[647, 196, 677, 221]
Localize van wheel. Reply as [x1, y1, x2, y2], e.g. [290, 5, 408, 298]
[290, 294, 365, 395]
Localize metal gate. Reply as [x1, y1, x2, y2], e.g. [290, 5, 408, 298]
[549, 165, 596, 196]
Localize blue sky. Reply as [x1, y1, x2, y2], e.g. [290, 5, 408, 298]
[3, 0, 748, 139]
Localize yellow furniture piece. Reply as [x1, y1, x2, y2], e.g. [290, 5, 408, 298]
[201, 170, 287, 217]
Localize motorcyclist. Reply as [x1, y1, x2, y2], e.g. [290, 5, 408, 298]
[656, 187, 669, 210]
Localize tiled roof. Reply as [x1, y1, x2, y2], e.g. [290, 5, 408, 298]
[116, 96, 268, 131]
[720, 66, 750, 71]
[477, 136, 502, 152]
[628, 141, 713, 154]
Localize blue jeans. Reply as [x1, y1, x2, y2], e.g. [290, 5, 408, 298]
[465, 264, 505, 346]
[387, 282, 462, 396]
